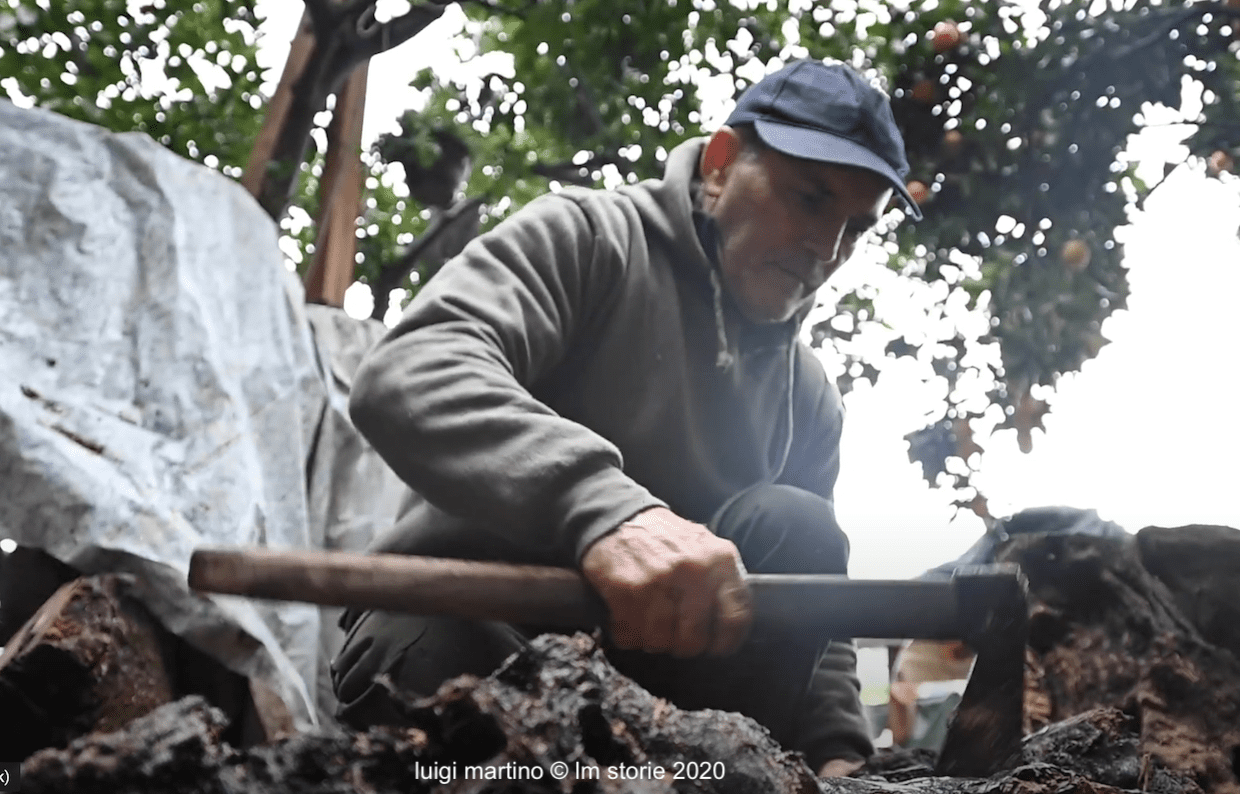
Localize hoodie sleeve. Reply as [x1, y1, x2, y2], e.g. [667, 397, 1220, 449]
[349, 192, 665, 562]
[781, 351, 876, 769]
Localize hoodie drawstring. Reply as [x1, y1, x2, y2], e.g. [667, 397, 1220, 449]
[695, 206, 794, 481]
[769, 338, 797, 482]
[708, 267, 736, 372]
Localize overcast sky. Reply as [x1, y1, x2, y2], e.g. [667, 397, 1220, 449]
[833, 167, 1240, 579]
[258, 3, 1240, 580]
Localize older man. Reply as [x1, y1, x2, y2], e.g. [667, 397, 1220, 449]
[331, 60, 922, 776]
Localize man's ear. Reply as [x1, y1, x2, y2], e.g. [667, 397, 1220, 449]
[700, 127, 743, 201]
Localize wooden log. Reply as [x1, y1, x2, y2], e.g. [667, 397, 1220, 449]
[22, 634, 1205, 794]
[23, 634, 821, 793]
[240, 10, 316, 200]
[1136, 524, 1240, 663]
[0, 571, 296, 761]
[999, 532, 1240, 794]
[303, 62, 369, 307]
[0, 575, 176, 760]
[0, 546, 79, 646]
[859, 708, 1200, 792]
[23, 530, 1240, 793]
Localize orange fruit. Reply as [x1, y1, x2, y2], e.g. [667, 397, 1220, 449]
[911, 79, 936, 105]
[906, 180, 931, 205]
[1207, 150, 1234, 177]
[1060, 238, 1091, 272]
[941, 129, 965, 157]
[932, 21, 962, 53]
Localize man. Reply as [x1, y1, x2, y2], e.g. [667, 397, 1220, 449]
[331, 60, 922, 776]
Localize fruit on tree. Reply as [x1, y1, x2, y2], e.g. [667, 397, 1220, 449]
[1207, 150, 1234, 177]
[941, 129, 965, 158]
[1060, 238, 1092, 273]
[932, 21, 962, 53]
[911, 79, 936, 105]
[906, 180, 931, 205]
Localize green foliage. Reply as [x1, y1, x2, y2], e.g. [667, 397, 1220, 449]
[399, 0, 1239, 507]
[8, 0, 1239, 505]
[0, 0, 266, 173]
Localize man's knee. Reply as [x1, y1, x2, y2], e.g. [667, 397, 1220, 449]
[711, 483, 849, 575]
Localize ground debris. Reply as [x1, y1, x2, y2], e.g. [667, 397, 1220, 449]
[0, 574, 176, 759]
[23, 633, 820, 794]
[21, 696, 236, 794]
[19, 528, 1240, 794]
[849, 708, 1200, 794]
[1001, 531, 1240, 793]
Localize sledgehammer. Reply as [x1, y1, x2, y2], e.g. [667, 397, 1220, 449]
[188, 547, 1027, 776]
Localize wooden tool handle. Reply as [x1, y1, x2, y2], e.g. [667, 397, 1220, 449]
[190, 547, 982, 640]
[188, 547, 608, 628]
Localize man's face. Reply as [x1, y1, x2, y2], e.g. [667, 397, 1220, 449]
[700, 128, 894, 324]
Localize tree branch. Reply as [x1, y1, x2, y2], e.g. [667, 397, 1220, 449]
[469, 0, 536, 14]
[1000, 1, 1216, 200]
[531, 151, 625, 186]
[301, 0, 338, 43]
[1056, 2, 1224, 89]
[1106, 4, 1212, 61]
[370, 196, 485, 320]
[554, 59, 607, 140]
[345, 1, 452, 68]
[531, 162, 595, 186]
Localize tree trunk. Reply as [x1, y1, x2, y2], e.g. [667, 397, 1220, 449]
[240, 1, 450, 223]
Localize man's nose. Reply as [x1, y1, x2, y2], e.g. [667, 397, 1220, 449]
[806, 222, 847, 270]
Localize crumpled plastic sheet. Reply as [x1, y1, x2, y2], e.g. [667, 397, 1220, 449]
[0, 101, 407, 728]
[303, 303, 408, 722]
[921, 506, 1129, 580]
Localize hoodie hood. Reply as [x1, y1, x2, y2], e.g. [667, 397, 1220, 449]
[622, 138, 814, 371]
[621, 137, 804, 484]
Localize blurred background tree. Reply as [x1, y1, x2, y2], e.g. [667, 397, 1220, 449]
[0, 0, 265, 174]
[5, 0, 1237, 513]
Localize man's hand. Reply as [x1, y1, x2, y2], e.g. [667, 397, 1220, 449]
[580, 506, 752, 658]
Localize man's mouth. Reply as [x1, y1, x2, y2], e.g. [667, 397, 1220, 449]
[773, 265, 811, 294]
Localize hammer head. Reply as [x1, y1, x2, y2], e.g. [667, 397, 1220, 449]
[934, 563, 1029, 777]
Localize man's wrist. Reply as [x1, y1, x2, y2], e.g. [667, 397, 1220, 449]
[555, 463, 664, 565]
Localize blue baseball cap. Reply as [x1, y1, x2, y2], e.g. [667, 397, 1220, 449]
[725, 61, 923, 220]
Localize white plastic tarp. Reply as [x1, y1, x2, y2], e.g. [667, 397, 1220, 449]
[0, 101, 407, 727]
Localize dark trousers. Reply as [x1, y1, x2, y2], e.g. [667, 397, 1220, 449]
[330, 484, 849, 748]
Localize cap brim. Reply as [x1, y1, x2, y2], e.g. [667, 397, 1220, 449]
[754, 118, 924, 221]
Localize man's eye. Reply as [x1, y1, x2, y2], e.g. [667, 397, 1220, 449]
[800, 192, 825, 210]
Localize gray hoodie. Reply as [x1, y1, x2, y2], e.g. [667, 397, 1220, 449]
[349, 137, 873, 766]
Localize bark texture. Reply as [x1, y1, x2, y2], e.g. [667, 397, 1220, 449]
[999, 530, 1240, 793]
[23, 633, 820, 793]
[0, 575, 176, 759]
